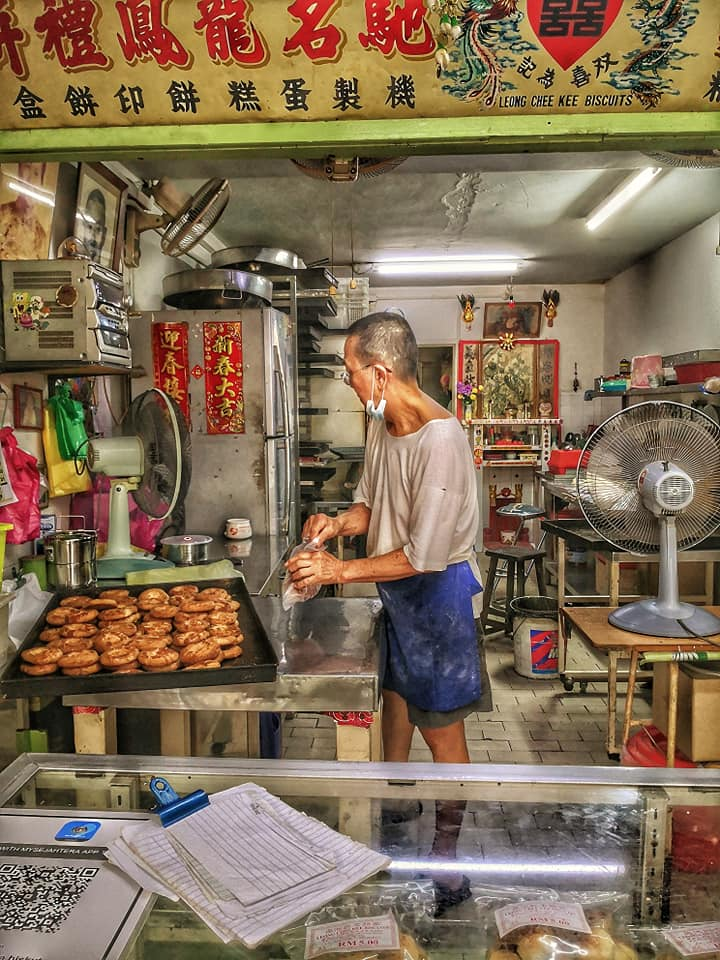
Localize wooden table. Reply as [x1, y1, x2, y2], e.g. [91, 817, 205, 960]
[561, 605, 720, 766]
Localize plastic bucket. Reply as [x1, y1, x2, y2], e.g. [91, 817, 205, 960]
[510, 596, 559, 679]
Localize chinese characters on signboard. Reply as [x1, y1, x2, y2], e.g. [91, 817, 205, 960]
[0, 0, 715, 128]
[203, 321, 244, 436]
[151, 321, 190, 423]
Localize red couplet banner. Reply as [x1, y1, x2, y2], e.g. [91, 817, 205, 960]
[202, 320, 244, 435]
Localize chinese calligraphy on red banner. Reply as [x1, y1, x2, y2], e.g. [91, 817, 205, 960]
[152, 321, 190, 423]
[203, 320, 244, 435]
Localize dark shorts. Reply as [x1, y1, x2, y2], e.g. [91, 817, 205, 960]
[385, 622, 494, 730]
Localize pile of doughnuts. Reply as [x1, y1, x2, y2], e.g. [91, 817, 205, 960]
[20, 585, 244, 678]
[488, 917, 638, 960]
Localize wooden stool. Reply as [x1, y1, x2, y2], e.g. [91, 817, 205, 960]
[481, 546, 547, 636]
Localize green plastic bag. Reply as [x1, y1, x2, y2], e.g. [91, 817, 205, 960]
[47, 383, 88, 461]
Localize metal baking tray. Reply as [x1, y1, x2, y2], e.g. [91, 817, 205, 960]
[0, 577, 277, 698]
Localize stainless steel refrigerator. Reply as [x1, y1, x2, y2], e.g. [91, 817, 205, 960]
[135, 307, 299, 541]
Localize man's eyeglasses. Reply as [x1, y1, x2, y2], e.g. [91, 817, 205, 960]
[340, 363, 373, 385]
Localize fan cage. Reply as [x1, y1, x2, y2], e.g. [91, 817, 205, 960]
[291, 157, 406, 181]
[161, 178, 230, 256]
[576, 401, 720, 554]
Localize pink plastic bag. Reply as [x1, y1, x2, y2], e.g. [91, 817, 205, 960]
[0, 427, 40, 544]
[70, 474, 164, 552]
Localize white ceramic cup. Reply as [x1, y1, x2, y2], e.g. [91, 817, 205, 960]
[225, 518, 252, 540]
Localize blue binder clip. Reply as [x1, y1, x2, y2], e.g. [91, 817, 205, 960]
[149, 776, 210, 827]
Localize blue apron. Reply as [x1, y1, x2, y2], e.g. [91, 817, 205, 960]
[377, 561, 482, 713]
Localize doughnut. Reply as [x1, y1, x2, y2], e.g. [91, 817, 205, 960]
[59, 595, 92, 608]
[207, 610, 238, 626]
[137, 619, 173, 635]
[86, 598, 118, 610]
[172, 630, 209, 648]
[57, 649, 99, 670]
[60, 623, 98, 638]
[179, 599, 216, 614]
[106, 619, 138, 636]
[100, 646, 140, 669]
[99, 588, 130, 601]
[46, 608, 70, 626]
[179, 640, 221, 665]
[111, 667, 142, 674]
[144, 661, 180, 672]
[62, 663, 102, 676]
[173, 614, 209, 632]
[65, 608, 99, 624]
[215, 599, 241, 612]
[184, 659, 222, 670]
[94, 633, 131, 654]
[39, 628, 63, 643]
[21, 645, 63, 665]
[21, 662, 59, 676]
[145, 604, 177, 620]
[206, 624, 242, 638]
[58, 636, 94, 653]
[197, 588, 231, 602]
[137, 588, 169, 610]
[138, 647, 180, 670]
[135, 635, 172, 652]
[99, 605, 137, 621]
[169, 584, 199, 597]
[213, 633, 243, 647]
[220, 644, 242, 661]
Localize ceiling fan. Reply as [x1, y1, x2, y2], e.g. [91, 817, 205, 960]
[124, 176, 230, 267]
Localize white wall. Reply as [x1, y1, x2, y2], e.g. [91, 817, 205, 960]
[604, 214, 720, 372]
[373, 283, 605, 435]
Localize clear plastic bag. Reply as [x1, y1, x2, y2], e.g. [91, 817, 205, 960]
[282, 537, 326, 610]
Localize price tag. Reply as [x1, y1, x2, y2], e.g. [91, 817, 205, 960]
[495, 901, 591, 939]
[665, 923, 720, 956]
[305, 912, 400, 959]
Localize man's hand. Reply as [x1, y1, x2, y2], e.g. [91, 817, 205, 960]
[301, 512, 342, 546]
[286, 548, 344, 589]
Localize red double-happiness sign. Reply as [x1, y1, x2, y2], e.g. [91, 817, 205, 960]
[527, 0, 624, 70]
[203, 320, 244, 435]
[151, 321, 190, 423]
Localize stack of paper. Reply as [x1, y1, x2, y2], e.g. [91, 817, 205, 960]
[106, 783, 390, 947]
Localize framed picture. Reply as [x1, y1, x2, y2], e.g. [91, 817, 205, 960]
[13, 385, 44, 431]
[459, 339, 560, 419]
[0, 162, 59, 260]
[483, 301, 542, 338]
[74, 162, 127, 271]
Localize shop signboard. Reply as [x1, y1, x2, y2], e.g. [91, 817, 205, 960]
[0, 1, 716, 131]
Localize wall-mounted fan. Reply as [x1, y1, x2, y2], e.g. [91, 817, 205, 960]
[125, 177, 230, 267]
[87, 388, 192, 579]
[577, 401, 720, 637]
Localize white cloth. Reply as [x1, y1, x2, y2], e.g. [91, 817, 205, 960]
[354, 416, 479, 573]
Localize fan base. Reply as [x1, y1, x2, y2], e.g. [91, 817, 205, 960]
[97, 555, 175, 580]
[609, 600, 720, 638]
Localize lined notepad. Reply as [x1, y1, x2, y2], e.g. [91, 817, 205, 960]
[106, 783, 390, 947]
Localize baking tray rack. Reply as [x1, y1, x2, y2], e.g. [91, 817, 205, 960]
[0, 577, 277, 698]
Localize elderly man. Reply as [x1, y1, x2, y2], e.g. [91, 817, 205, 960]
[287, 310, 488, 766]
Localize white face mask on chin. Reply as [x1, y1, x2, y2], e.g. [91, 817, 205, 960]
[365, 367, 386, 421]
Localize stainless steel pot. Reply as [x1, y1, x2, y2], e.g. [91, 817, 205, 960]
[160, 534, 212, 566]
[45, 530, 97, 590]
[161, 268, 273, 309]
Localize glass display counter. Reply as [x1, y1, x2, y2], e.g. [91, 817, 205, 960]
[1, 755, 719, 959]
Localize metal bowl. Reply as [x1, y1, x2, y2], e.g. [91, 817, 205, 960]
[162, 268, 273, 309]
[160, 534, 212, 566]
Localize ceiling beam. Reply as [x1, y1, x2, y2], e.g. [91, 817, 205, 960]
[0, 113, 718, 164]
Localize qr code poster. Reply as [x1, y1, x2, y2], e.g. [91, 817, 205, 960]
[0, 862, 99, 934]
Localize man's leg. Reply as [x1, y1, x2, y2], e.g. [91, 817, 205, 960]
[381, 688, 416, 762]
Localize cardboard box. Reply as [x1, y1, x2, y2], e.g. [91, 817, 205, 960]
[652, 663, 720, 762]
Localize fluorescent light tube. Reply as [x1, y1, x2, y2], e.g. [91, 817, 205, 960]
[375, 258, 520, 276]
[586, 167, 662, 232]
[7, 180, 55, 207]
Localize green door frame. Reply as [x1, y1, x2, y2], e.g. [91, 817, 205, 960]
[0, 112, 718, 163]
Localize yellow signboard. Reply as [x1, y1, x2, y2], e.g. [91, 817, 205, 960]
[0, 0, 717, 131]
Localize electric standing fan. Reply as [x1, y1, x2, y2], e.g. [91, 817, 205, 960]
[577, 401, 720, 637]
[87, 388, 192, 579]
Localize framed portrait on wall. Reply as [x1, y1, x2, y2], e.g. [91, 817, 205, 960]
[74, 163, 127, 271]
[483, 302, 542, 338]
[13, 385, 44, 431]
[459, 339, 560, 419]
[0, 162, 59, 260]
